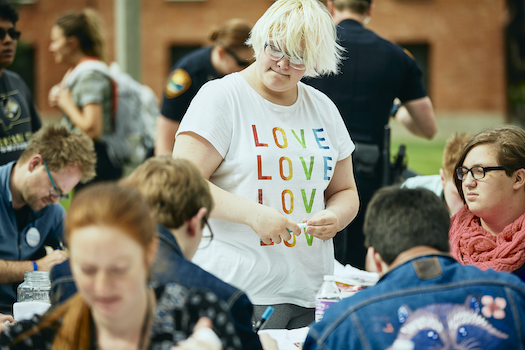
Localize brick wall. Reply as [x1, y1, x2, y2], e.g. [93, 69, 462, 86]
[369, 0, 507, 113]
[14, 0, 506, 118]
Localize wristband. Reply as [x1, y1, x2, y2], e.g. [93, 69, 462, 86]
[32, 261, 37, 271]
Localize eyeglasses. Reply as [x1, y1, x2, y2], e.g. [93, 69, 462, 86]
[43, 160, 69, 201]
[0, 28, 20, 41]
[198, 217, 214, 249]
[264, 43, 306, 70]
[225, 47, 253, 67]
[456, 165, 506, 181]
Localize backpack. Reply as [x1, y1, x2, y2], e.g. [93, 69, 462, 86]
[66, 60, 158, 171]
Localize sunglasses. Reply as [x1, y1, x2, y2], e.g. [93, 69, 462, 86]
[0, 28, 20, 41]
[225, 47, 252, 67]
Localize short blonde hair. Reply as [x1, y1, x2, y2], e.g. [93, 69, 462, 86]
[121, 157, 214, 229]
[247, 0, 343, 78]
[18, 124, 97, 183]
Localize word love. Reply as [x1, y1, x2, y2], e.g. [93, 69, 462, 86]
[253, 125, 334, 181]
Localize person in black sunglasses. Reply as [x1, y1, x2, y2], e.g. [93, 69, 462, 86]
[0, 0, 42, 166]
[155, 18, 254, 156]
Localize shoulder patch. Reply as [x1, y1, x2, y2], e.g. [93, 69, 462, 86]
[164, 69, 192, 98]
[403, 48, 415, 61]
[412, 257, 442, 280]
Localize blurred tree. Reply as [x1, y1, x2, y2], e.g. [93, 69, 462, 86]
[507, 0, 525, 127]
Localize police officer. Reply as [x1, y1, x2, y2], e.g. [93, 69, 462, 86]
[155, 19, 253, 156]
[306, 0, 437, 269]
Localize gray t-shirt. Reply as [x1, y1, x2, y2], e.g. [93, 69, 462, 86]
[62, 70, 112, 137]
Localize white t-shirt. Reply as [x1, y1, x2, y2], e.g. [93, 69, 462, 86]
[177, 73, 354, 307]
[401, 175, 443, 197]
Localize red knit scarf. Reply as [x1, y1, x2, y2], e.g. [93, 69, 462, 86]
[449, 205, 525, 273]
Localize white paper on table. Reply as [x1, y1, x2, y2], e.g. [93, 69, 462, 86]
[258, 327, 309, 350]
[13, 301, 51, 322]
[333, 259, 379, 286]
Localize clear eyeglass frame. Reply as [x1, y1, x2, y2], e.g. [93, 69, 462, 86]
[263, 43, 306, 70]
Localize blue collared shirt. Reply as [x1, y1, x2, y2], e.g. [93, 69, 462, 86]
[0, 161, 65, 311]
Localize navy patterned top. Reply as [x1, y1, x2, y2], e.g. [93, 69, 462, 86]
[0, 283, 242, 350]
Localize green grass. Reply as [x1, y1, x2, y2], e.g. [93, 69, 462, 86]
[390, 138, 446, 176]
[59, 188, 74, 211]
[388, 113, 506, 176]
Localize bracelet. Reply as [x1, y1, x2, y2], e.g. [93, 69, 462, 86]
[32, 261, 37, 271]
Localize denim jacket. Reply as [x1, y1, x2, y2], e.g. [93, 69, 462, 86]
[50, 225, 262, 350]
[304, 254, 525, 350]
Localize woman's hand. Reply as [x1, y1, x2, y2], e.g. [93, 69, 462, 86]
[249, 206, 300, 245]
[48, 84, 61, 107]
[0, 313, 14, 333]
[259, 333, 278, 350]
[36, 250, 69, 271]
[55, 87, 75, 112]
[52, 87, 103, 139]
[171, 317, 222, 350]
[304, 209, 339, 240]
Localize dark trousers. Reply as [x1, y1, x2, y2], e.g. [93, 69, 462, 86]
[76, 141, 123, 191]
[334, 172, 382, 269]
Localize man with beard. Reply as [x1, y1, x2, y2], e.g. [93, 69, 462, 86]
[0, 124, 96, 314]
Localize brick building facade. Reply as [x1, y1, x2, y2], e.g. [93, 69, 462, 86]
[13, 0, 507, 119]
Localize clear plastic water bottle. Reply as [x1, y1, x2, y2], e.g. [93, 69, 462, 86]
[17, 271, 51, 303]
[315, 275, 341, 322]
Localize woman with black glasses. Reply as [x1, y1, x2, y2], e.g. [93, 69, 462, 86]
[173, 0, 359, 329]
[155, 18, 254, 156]
[449, 124, 525, 281]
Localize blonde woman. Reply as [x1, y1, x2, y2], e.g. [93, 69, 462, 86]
[173, 0, 359, 328]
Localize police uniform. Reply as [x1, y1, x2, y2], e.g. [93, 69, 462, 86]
[306, 19, 427, 269]
[161, 46, 219, 123]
